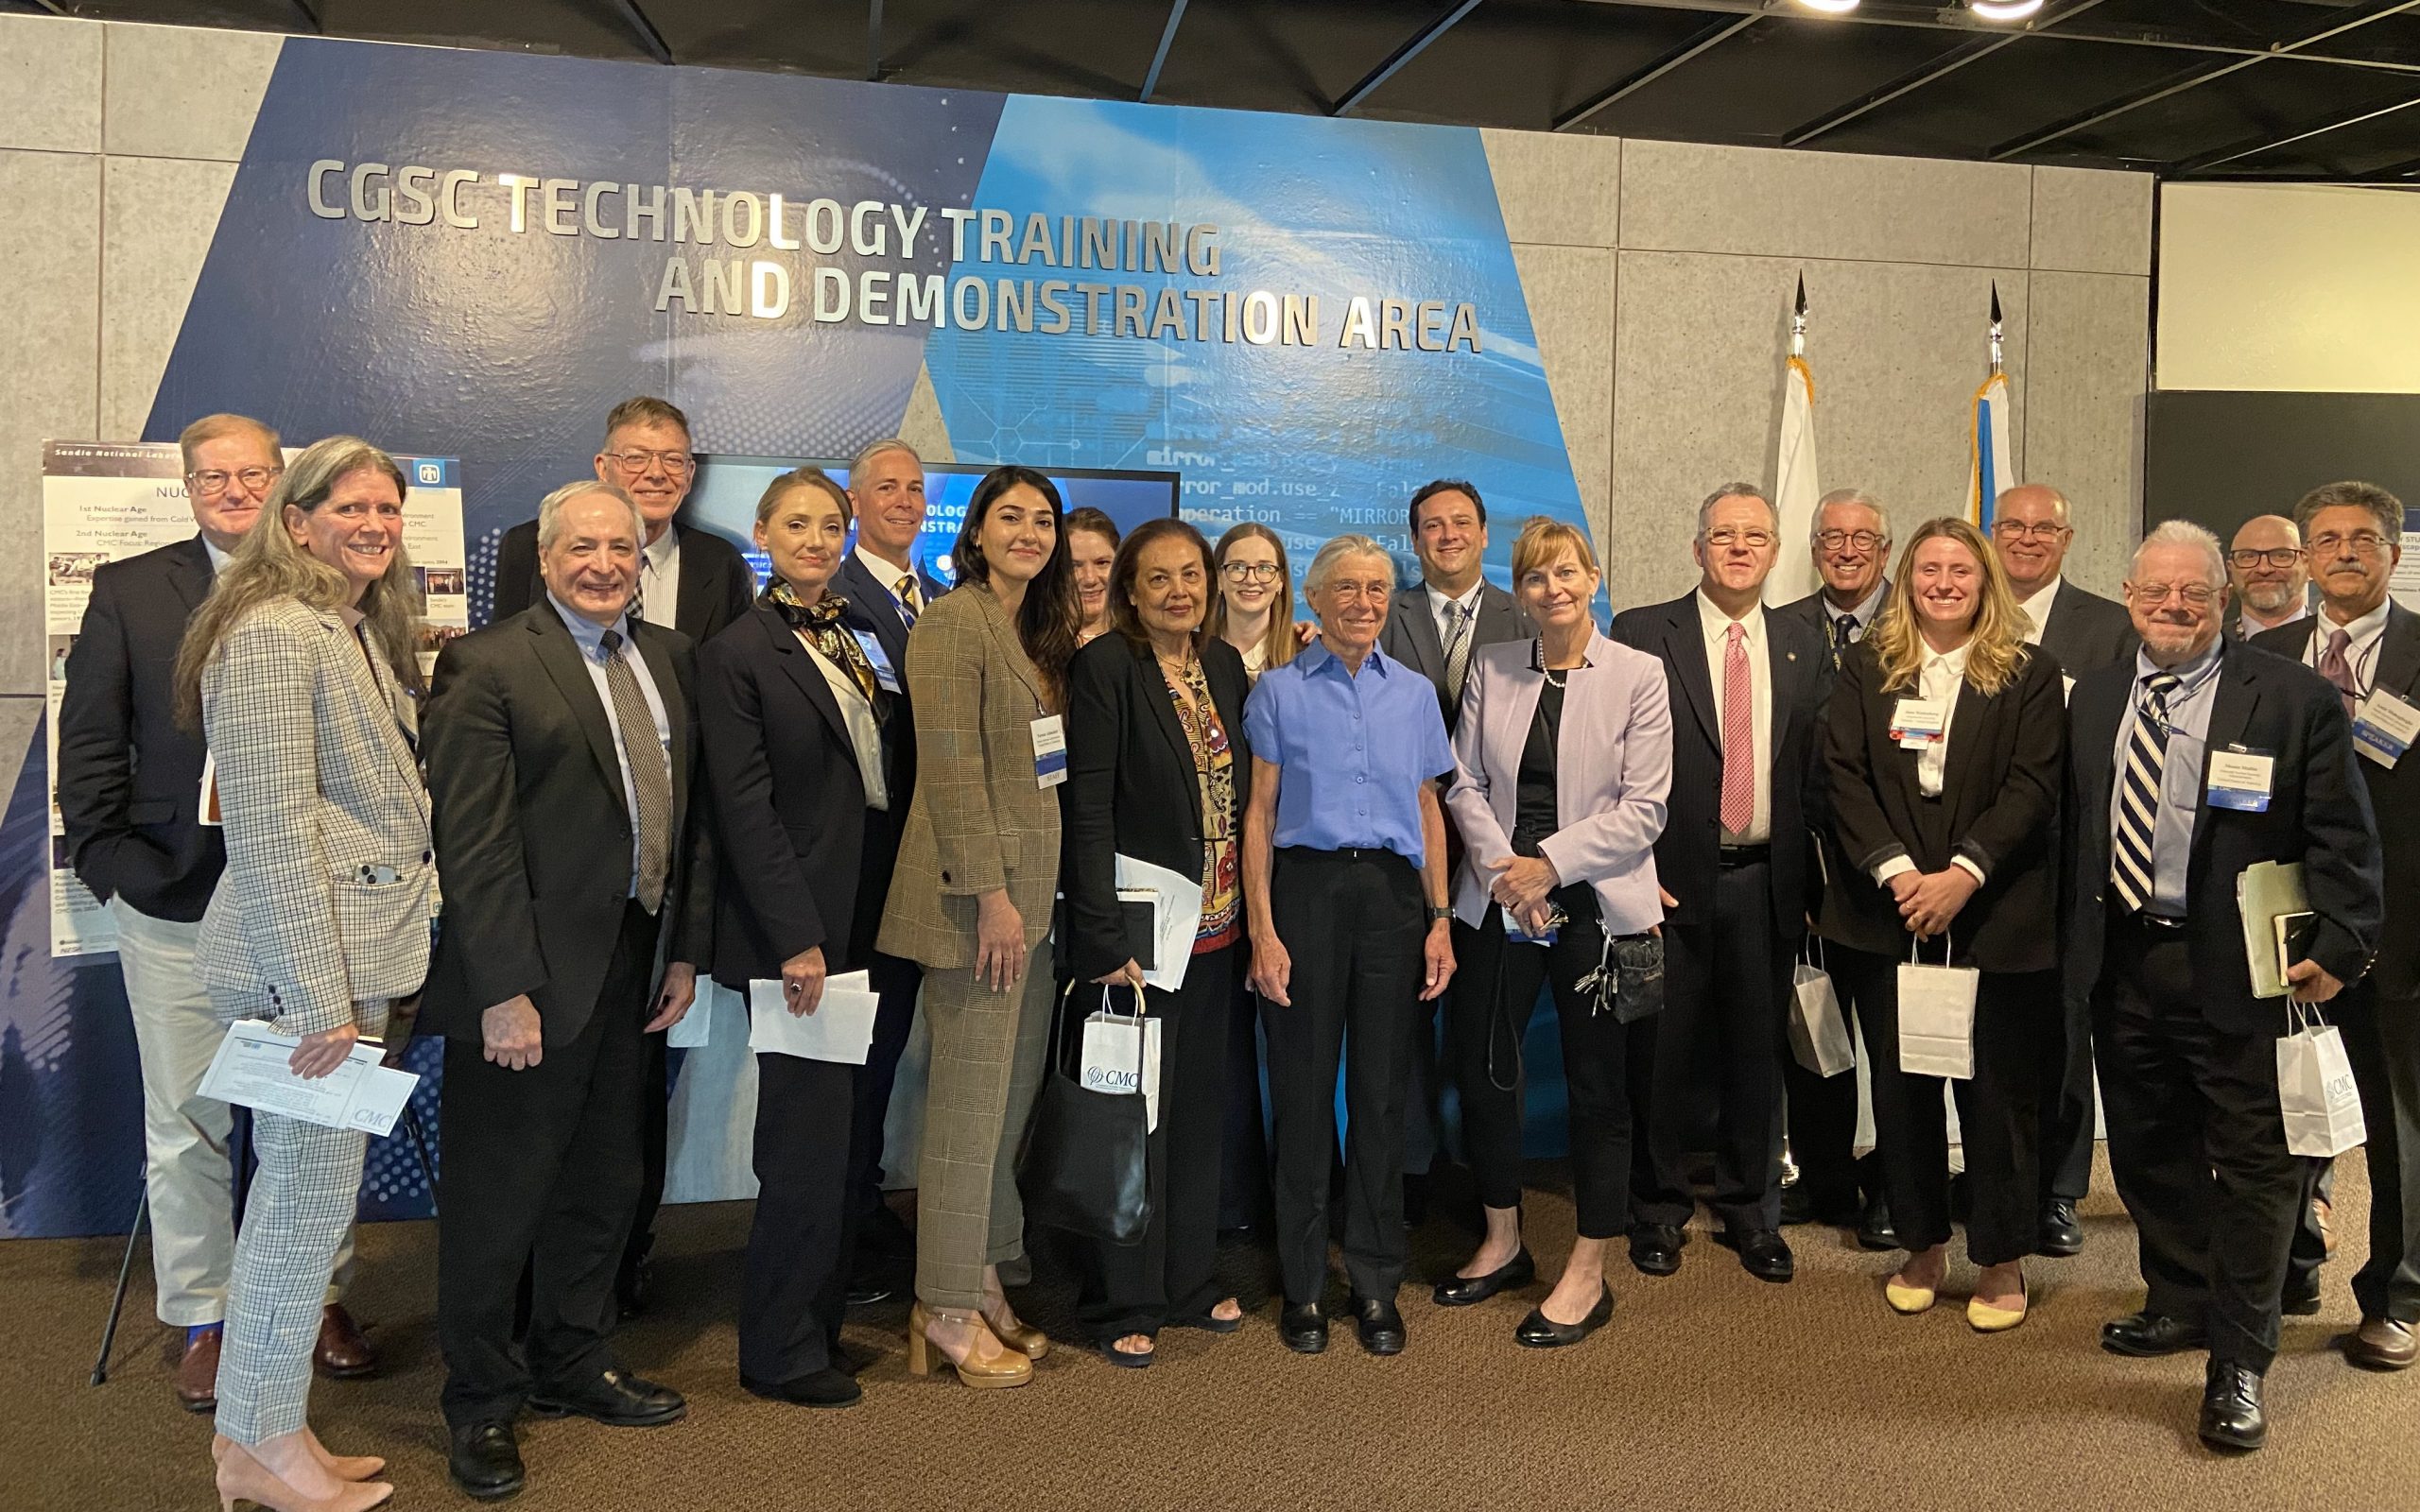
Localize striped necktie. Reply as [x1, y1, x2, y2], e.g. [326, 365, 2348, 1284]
[896, 574, 922, 628]
[1443, 600, 1475, 706]
[2111, 671, 2181, 914]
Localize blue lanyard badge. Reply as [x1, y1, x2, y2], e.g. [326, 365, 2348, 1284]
[2205, 747, 2275, 813]
[1030, 714, 1067, 789]
[851, 628, 902, 694]
[2353, 688, 2419, 769]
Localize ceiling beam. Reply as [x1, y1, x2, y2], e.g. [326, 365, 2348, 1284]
[2171, 92, 2420, 175]
[288, 0, 322, 31]
[1139, 0, 1189, 103]
[1989, 0, 2420, 161]
[867, 0, 884, 82]
[1554, 12, 1759, 133]
[1782, 0, 2109, 148]
[601, 0, 673, 64]
[1332, 0, 1485, 116]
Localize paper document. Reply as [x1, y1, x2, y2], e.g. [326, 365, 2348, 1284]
[1114, 853, 1204, 992]
[2238, 860, 2310, 1000]
[198, 1020, 420, 1137]
[749, 970, 880, 1064]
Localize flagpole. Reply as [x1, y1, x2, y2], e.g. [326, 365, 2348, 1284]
[1967, 282, 2013, 531]
[1767, 273, 1821, 607]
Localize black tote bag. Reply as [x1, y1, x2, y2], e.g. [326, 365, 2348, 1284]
[1016, 984, 1151, 1246]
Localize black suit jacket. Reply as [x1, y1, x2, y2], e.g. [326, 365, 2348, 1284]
[492, 517, 755, 644]
[2254, 603, 2420, 998]
[419, 604, 714, 1046]
[56, 536, 226, 921]
[2035, 579, 2138, 680]
[2062, 642, 2382, 1036]
[1822, 641, 2066, 972]
[833, 550, 949, 679]
[1061, 633, 1253, 980]
[1376, 578, 1535, 732]
[1611, 593, 1827, 938]
[697, 602, 911, 988]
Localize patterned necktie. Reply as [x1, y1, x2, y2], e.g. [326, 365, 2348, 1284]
[2111, 671, 2181, 914]
[1443, 600, 1475, 706]
[1720, 621, 1754, 835]
[598, 628, 671, 913]
[1830, 612, 1857, 671]
[896, 574, 922, 628]
[2319, 627, 2359, 718]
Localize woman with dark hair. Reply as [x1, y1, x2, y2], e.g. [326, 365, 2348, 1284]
[1066, 507, 1121, 647]
[878, 465, 1078, 1387]
[1062, 518, 1253, 1366]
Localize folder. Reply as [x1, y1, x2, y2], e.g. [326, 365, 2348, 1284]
[2238, 860, 2309, 1000]
[748, 970, 881, 1064]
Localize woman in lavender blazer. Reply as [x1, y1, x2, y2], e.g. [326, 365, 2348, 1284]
[1435, 518, 1673, 1349]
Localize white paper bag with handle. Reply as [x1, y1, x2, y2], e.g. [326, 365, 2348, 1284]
[1789, 938, 1854, 1078]
[1080, 989, 1163, 1133]
[1896, 931, 1978, 1081]
[2277, 1004, 2366, 1158]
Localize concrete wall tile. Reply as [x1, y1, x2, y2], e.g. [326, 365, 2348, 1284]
[1620, 140, 2031, 269]
[101, 155, 240, 441]
[0, 15, 103, 154]
[103, 23, 283, 163]
[2030, 166, 2152, 277]
[1482, 128, 1619, 250]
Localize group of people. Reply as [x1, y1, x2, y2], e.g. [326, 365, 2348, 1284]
[54, 398, 2418, 1510]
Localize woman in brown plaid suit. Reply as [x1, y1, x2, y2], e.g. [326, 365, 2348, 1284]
[878, 466, 1079, 1389]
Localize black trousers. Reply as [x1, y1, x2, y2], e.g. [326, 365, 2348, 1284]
[1449, 889, 1651, 1239]
[1216, 964, 1271, 1230]
[2334, 983, 2420, 1323]
[2095, 914, 2303, 1373]
[1782, 938, 1879, 1211]
[1831, 946, 2049, 1266]
[440, 901, 658, 1427]
[1076, 946, 1237, 1341]
[740, 1052, 856, 1383]
[1641, 856, 1789, 1233]
[1264, 848, 1425, 1304]
[845, 806, 922, 1246]
[2040, 970, 2097, 1205]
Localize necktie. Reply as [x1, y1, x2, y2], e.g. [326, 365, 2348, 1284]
[2319, 627, 2359, 718]
[2112, 671, 2181, 914]
[896, 575, 922, 628]
[1443, 600, 1475, 706]
[598, 628, 672, 913]
[1720, 621, 1754, 835]
[1830, 613, 1857, 671]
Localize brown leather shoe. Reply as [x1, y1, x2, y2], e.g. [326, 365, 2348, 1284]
[2347, 1316, 2417, 1371]
[313, 1304, 378, 1379]
[175, 1328, 221, 1413]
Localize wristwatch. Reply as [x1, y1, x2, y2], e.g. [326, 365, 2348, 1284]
[1427, 905, 1453, 923]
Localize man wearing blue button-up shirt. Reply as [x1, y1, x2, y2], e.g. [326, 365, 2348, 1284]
[1242, 535, 1456, 1358]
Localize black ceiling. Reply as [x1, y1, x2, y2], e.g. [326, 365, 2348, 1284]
[14, 0, 2420, 181]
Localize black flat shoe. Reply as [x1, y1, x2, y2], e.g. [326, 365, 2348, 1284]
[1856, 1192, 1900, 1252]
[1352, 1295, 1406, 1356]
[448, 1420, 526, 1502]
[1279, 1301, 1328, 1354]
[1629, 1224, 1685, 1277]
[741, 1367, 862, 1408]
[1515, 1285, 1615, 1349]
[527, 1366, 686, 1427]
[1728, 1228, 1796, 1283]
[2280, 1273, 2324, 1315]
[2038, 1199, 2084, 1258]
[2199, 1360, 2267, 1452]
[2101, 1310, 2208, 1358]
[1433, 1247, 1536, 1307]
[1097, 1338, 1156, 1369]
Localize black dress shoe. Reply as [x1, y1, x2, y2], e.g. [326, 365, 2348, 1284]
[845, 1278, 896, 1307]
[2199, 1360, 2267, 1452]
[1433, 1247, 1535, 1307]
[1781, 1185, 1856, 1228]
[1731, 1228, 1795, 1283]
[1629, 1224, 1685, 1277]
[527, 1366, 687, 1426]
[2100, 1310, 2209, 1358]
[449, 1420, 526, 1502]
[2038, 1199, 2084, 1258]
[1279, 1301, 1328, 1354]
[1856, 1191, 1899, 1252]
[1516, 1286, 1614, 1349]
[2280, 1272, 2324, 1316]
[741, 1366, 862, 1408]
[1352, 1295, 1406, 1356]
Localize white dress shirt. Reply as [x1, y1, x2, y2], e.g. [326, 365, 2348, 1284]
[638, 524, 681, 630]
[203, 538, 233, 575]
[2109, 642, 2222, 918]
[1823, 578, 1889, 641]
[2015, 576, 2062, 648]
[798, 632, 890, 811]
[2304, 597, 2392, 698]
[854, 543, 923, 618]
[1695, 590, 1772, 844]
[1871, 639, 1988, 888]
[1426, 578, 1485, 651]
[547, 592, 672, 899]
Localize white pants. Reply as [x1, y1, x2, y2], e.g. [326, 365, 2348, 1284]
[112, 897, 354, 1325]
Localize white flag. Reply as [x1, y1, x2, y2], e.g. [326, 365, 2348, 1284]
[1765, 354, 1820, 607]
[1964, 370, 2014, 529]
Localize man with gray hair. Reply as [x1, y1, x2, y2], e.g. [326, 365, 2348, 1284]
[1614, 484, 1829, 1283]
[2067, 517, 2380, 1451]
[837, 438, 949, 672]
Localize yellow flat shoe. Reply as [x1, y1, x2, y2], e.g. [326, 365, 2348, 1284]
[1885, 1278, 1937, 1314]
[1968, 1286, 2029, 1333]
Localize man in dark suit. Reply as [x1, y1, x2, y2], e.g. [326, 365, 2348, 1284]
[491, 396, 751, 1314]
[57, 412, 376, 1410]
[2225, 514, 2314, 644]
[425, 481, 714, 1501]
[1991, 480, 2137, 1256]
[1373, 479, 1536, 1216]
[2253, 480, 2420, 1372]
[1772, 488, 1896, 1251]
[835, 438, 949, 673]
[1614, 483, 1827, 1283]
[2068, 520, 2381, 1452]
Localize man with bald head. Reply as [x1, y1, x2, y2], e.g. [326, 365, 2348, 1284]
[2225, 515, 2312, 642]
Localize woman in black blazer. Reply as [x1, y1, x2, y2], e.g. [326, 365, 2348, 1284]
[699, 467, 909, 1409]
[1823, 517, 2065, 1332]
[1061, 518, 1253, 1366]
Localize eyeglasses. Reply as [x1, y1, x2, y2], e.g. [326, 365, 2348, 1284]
[2308, 530, 2394, 558]
[1703, 528, 1774, 550]
[1992, 520, 2069, 541]
[187, 466, 281, 498]
[1221, 562, 1282, 584]
[601, 449, 695, 478]
[2128, 582, 2217, 607]
[1814, 529, 1888, 553]
[2228, 547, 2304, 570]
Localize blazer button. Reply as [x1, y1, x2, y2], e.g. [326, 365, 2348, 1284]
[422, 850, 433, 864]
[941, 869, 954, 885]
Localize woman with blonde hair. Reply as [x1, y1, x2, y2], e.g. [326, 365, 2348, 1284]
[1207, 523, 1299, 683]
[1822, 516, 2065, 1332]
[175, 437, 435, 1512]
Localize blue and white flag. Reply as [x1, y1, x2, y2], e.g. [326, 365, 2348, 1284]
[1964, 369, 2013, 530]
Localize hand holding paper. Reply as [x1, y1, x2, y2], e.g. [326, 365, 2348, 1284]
[199, 1020, 421, 1138]
[749, 971, 880, 1064]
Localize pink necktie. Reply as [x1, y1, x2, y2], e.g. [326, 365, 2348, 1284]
[2319, 628, 2358, 718]
[1720, 621, 1753, 834]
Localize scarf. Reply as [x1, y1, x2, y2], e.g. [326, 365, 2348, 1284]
[763, 580, 885, 709]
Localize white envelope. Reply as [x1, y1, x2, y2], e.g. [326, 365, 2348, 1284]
[1114, 853, 1204, 992]
[197, 1020, 421, 1138]
[748, 970, 881, 1065]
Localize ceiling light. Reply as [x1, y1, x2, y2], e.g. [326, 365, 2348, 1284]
[1791, 0, 1861, 12]
[1969, 0, 2046, 19]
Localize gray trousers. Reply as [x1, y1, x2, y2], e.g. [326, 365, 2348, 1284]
[914, 941, 1053, 1312]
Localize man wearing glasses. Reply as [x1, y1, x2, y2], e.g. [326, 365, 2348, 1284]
[2252, 481, 2420, 1374]
[57, 413, 379, 1408]
[2224, 515, 2313, 642]
[492, 396, 755, 1318]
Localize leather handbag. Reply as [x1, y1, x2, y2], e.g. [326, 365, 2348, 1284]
[1016, 983, 1152, 1246]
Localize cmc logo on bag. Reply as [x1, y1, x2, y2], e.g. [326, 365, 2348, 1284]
[1083, 1066, 1143, 1094]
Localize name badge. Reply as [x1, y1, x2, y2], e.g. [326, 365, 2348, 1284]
[1030, 713, 1068, 789]
[1501, 904, 1557, 947]
[2206, 747, 2275, 812]
[851, 629, 902, 694]
[1891, 696, 1948, 749]
[2353, 688, 2420, 769]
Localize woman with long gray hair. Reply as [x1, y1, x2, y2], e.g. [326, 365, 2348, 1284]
[174, 436, 435, 1512]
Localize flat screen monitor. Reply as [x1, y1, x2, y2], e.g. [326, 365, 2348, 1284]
[684, 455, 1181, 589]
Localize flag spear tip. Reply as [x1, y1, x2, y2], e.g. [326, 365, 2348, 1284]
[1989, 282, 2003, 324]
[1794, 273, 1806, 315]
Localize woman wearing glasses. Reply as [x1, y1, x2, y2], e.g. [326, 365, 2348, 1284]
[1823, 517, 2065, 1332]
[1208, 524, 1300, 683]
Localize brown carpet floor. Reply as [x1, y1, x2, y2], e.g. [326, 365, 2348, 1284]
[9, 1152, 2415, 1510]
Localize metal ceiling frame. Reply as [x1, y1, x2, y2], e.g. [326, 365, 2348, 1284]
[1138, 0, 1188, 102]
[1554, 12, 1760, 132]
[1332, 0, 1486, 116]
[288, 0, 321, 30]
[2169, 89, 2420, 175]
[602, 0, 672, 65]
[866, 0, 883, 81]
[1781, 0, 2111, 147]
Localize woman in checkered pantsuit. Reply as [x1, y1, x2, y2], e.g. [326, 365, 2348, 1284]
[174, 438, 436, 1512]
